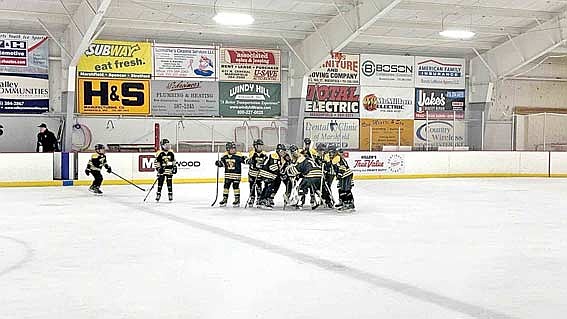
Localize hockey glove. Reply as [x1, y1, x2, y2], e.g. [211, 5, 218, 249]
[157, 167, 165, 175]
[172, 166, 178, 174]
[215, 160, 223, 167]
[85, 169, 90, 176]
[106, 166, 112, 174]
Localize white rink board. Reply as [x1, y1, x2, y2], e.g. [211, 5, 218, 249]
[0, 153, 53, 181]
[550, 152, 567, 176]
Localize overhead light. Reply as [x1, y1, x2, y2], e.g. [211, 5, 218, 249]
[213, 12, 254, 26]
[439, 30, 476, 40]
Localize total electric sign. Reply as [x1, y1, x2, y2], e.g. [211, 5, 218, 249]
[305, 85, 359, 118]
[360, 54, 414, 87]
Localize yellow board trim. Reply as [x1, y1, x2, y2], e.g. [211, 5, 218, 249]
[0, 181, 63, 187]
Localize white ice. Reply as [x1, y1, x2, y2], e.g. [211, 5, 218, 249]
[1, 178, 567, 319]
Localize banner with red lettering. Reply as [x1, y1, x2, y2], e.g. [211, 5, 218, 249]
[345, 152, 406, 175]
[219, 47, 281, 83]
[308, 53, 359, 85]
[305, 84, 360, 118]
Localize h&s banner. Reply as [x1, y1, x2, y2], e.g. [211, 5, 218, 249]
[78, 78, 150, 115]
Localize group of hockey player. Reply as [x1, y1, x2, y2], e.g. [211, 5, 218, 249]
[215, 138, 355, 212]
[84, 137, 355, 212]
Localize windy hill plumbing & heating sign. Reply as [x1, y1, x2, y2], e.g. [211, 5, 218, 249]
[219, 82, 281, 117]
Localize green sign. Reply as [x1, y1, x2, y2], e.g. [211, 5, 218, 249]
[219, 82, 281, 117]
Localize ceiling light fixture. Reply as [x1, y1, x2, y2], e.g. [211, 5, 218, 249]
[213, 12, 254, 25]
[439, 30, 476, 39]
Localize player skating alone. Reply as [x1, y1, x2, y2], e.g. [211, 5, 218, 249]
[246, 139, 268, 207]
[329, 146, 355, 212]
[215, 142, 246, 207]
[154, 139, 177, 202]
[85, 144, 112, 195]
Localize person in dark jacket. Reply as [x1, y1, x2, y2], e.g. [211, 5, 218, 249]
[36, 123, 59, 152]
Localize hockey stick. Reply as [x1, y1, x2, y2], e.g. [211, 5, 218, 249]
[143, 178, 159, 202]
[111, 172, 146, 191]
[211, 151, 221, 206]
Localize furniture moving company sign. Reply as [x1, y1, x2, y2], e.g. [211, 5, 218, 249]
[360, 54, 414, 87]
[219, 48, 281, 82]
[415, 88, 465, 119]
[415, 57, 465, 89]
[303, 118, 359, 149]
[305, 84, 359, 118]
[153, 44, 217, 80]
[151, 80, 219, 116]
[219, 82, 281, 117]
[308, 53, 359, 85]
[360, 87, 414, 119]
[0, 33, 49, 113]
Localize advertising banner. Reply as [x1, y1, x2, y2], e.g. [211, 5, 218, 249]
[303, 118, 359, 149]
[0, 74, 49, 113]
[413, 120, 467, 148]
[77, 40, 152, 79]
[308, 53, 359, 85]
[78, 78, 150, 115]
[153, 44, 217, 80]
[219, 47, 281, 82]
[345, 152, 406, 175]
[360, 86, 414, 119]
[359, 119, 414, 150]
[415, 88, 465, 119]
[151, 80, 218, 116]
[360, 54, 414, 87]
[415, 56, 465, 89]
[0, 33, 49, 74]
[305, 84, 359, 118]
[219, 82, 281, 117]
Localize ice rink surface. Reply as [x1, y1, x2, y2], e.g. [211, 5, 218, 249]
[1, 178, 567, 319]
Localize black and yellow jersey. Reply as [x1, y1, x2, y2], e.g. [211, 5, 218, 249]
[259, 152, 287, 180]
[300, 147, 318, 160]
[247, 149, 268, 178]
[154, 150, 176, 174]
[331, 155, 353, 178]
[286, 155, 322, 179]
[220, 152, 246, 180]
[87, 153, 109, 171]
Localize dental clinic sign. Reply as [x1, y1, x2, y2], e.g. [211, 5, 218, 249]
[415, 57, 465, 89]
[413, 120, 466, 148]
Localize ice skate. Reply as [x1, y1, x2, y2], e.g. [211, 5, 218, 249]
[168, 193, 173, 201]
[219, 196, 228, 207]
[94, 187, 103, 195]
[247, 196, 255, 207]
[233, 196, 240, 207]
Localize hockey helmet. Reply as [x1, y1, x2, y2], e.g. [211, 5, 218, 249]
[226, 142, 236, 151]
[94, 143, 105, 153]
[303, 138, 312, 145]
[316, 143, 327, 152]
[288, 144, 298, 153]
[253, 139, 264, 146]
[160, 138, 172, 151]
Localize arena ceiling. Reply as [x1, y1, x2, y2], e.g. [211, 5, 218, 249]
[1, 0, 566, 60]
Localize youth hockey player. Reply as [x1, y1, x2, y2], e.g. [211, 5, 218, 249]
[215, 142, 246, 207]
[154, 139, 177, 202]
[246, 139, 268, 207]
[85, 144, 112, 195]
[329, 146, 355, 212]
[300, 138, 318, 159]
[286, 147, 323, 210]
[316, 143, 335, 208]
[258, 144, 288, 209]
